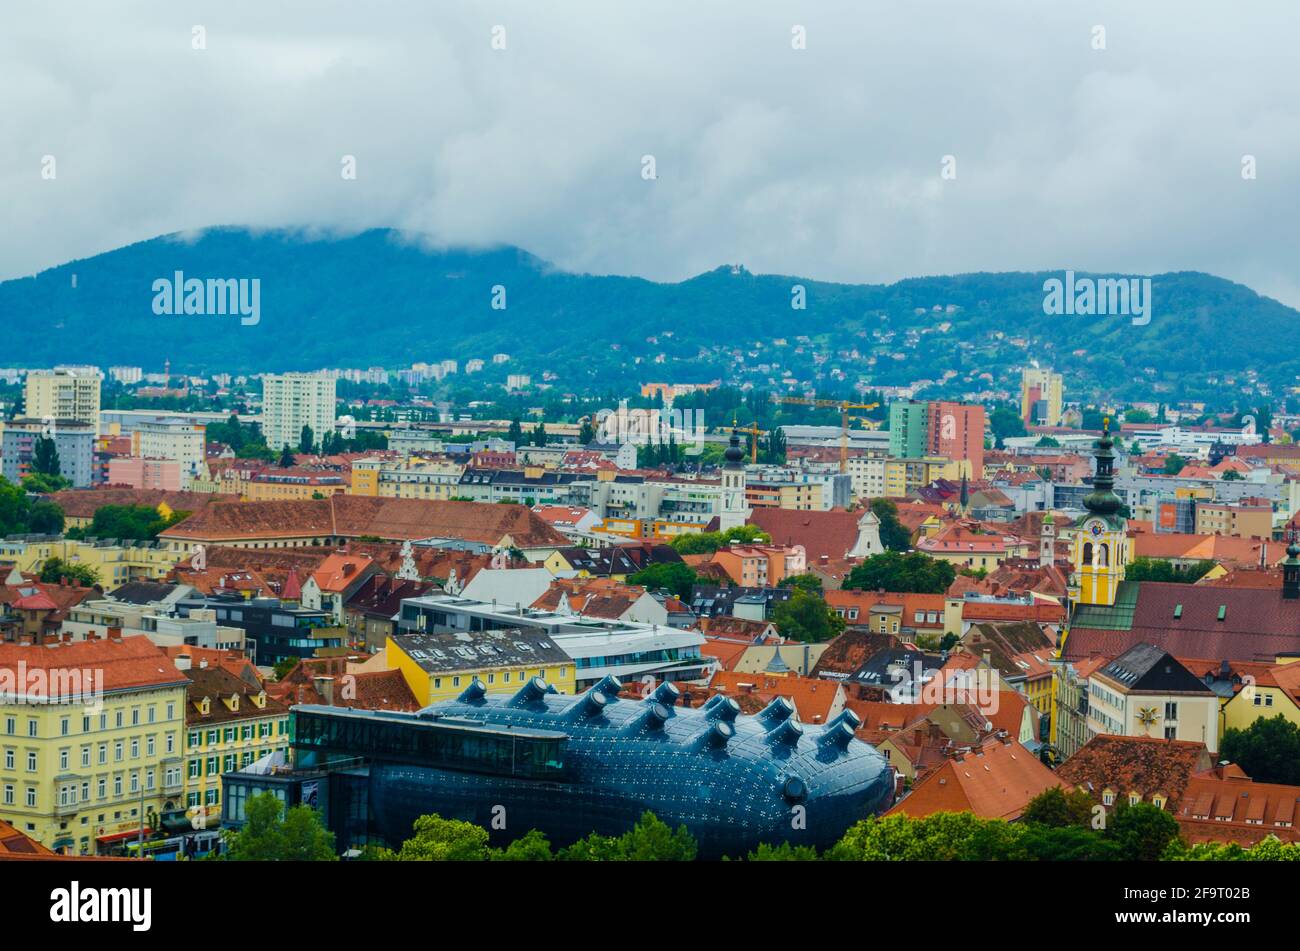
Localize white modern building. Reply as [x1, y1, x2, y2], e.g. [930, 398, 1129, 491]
[260, 372, 337, 452]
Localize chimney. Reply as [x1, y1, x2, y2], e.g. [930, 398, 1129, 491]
[107, 626, 123, 643]
[174, 653, 192, 671]
[62, 632, 72, 644]
[18, 635, 33, 646]
[313, 675, 336, 706]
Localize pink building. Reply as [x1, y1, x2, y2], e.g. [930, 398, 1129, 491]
[106, 456, 182, 491]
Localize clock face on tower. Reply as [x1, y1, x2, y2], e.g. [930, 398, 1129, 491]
[1088, 520, 1105, 538]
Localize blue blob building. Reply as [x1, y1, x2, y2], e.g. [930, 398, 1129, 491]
[262, 674, 895, 857]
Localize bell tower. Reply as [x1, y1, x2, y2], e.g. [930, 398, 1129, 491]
[1071, 418, 1129, 606]
[718, 426, 749, 530]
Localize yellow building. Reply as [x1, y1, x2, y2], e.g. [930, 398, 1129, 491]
[883, 457, 958, 499]
[243, 473, 348, 501]
[179, 659, 290, 827]
[1070, 421, 1129, 607]
[0, 635, 188, 855]
[387, 629, 576, 706]
[0, 536, 185, 588]
[25, 369, 101, 435]
[1221, 658, 1300, 735]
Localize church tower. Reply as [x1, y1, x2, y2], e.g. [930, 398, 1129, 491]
[1071, 418, 1129, 606]
[718, 427, 749, 530]
[1039, 512, 1055, 568]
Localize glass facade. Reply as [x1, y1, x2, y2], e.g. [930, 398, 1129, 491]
[283, 679, 893, 858]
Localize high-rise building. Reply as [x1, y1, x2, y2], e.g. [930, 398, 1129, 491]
[260, 373, 336, 453]
[1021, 368, 1064, 426]
[1, 417, 96, 487]
[24, 368, 101, 435]
[889, 400, 985, 477]
[926, 401, 986, 477]
[888, 400, 929, 458]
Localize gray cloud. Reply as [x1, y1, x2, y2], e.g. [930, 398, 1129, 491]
[3, 1, 1299, 305]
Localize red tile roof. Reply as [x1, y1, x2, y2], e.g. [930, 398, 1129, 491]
[885, 736, 1063, 820]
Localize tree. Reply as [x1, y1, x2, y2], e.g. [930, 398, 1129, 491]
[1222, 470, 1243, 481]
[627, 562, 698, 599]
[828, 812, 1025, 861]
[989, 406, 1027, 448]
[784, 572, 824, 594]
[1035, 435, 1060, 448]
[38, 557, 99, 587]
[22, 471, 71, 494]
[80, 504, 188, 541]
[222, 792, 336, 861]
[27, 501, 64, 535]
[273, 657, 300, 682]
[1124, 557, 1214, 584]
[578, 418, 596, 445]
[278, 445, 296, 468]
[493, 829, 554, 861]
[869, 498, 912, 551]
[746, 841, 818, 860]
[771, 588, 845, 643]
[507, 418, 524, 446]
[558, 811, 697, 861]
[1021, 787, 1096, 828]
[668, 525, 769, 556]
[1162, 453, 1188, 475]
[395, 814, 493, 861]
[1104, 802, 1180, 861]
[0, 477, 33, 536]
[1219, 715, 1300, 785]
[843, 551, 957, 594]
[32, 435, 61, 477]
[299, 425, 315, 454]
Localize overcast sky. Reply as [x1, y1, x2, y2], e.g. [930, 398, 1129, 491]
[4, 1, 1299, 305]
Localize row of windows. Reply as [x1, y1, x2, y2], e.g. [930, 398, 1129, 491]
[2, 704, 179, 739]
[431, 669, 567, 691]
[2, 733, 178, 772]
[3, 766, 182, 808]
[185, 720, 287, 749]
[187, 745, 283, 778]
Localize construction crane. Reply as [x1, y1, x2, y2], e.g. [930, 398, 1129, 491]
[740, 421, 769, 463]
[770, 396, 881, 473]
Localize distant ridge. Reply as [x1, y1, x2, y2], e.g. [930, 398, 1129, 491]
[2, 226, 1296, 401]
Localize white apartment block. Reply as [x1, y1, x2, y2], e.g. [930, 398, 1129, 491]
[260, 373, 337, 452]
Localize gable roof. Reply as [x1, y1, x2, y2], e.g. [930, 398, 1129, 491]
[1055, 734, 1213, 809]
[746, 508, 861, 560]
[160, 496, 570, 549]
[885, 737, 1063, 820]
[1096, 644, 1215, 695]
[1066, 581, 1300, 663]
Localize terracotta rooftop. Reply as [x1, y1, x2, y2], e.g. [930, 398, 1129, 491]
[1055, 734, 1214, 811]
[885, 735, 1063, 820]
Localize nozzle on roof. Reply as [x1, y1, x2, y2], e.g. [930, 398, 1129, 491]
[627, 702, 671, 733]
[564, 686, 609, 721]
[509, 676, 549, 706]
[649, 681, 681, 707]
[825, 709, 862, 733]
[767, 718, 804, 747]
[704, 697, 740, 723]
[818, 720, 855, 753]
[457, 678, 487, 703]
[755, 696, 796, 730]
[693, 720, 735, 750]
[700, 694, 727, 713]
[593, 675, 623, 701]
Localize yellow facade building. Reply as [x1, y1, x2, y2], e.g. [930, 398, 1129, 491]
[0, 635, 188, 855]
[387, 629, 576, 706]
